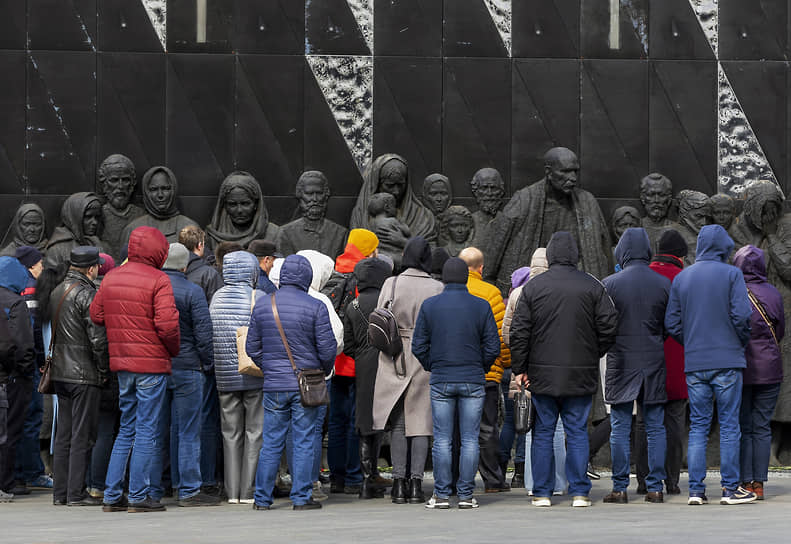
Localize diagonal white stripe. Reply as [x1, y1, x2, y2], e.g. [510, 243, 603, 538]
[141, 0, 167, 51]
[483, 0, 512, 56]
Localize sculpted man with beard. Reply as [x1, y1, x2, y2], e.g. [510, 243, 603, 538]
[470, 168, 505, 251]
[640, 173, 676, 250]
[98, 154, 144, 260]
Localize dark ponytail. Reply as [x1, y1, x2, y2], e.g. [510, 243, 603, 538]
[35, 262, 69, 322]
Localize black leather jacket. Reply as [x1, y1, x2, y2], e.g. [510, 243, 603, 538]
[49, 270, 109, 386]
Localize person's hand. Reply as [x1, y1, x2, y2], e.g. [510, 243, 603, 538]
[514, 373, 530, 388]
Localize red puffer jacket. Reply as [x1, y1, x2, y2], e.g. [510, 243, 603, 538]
[90, 226, 180, 374]
[649, 256, 687, 400]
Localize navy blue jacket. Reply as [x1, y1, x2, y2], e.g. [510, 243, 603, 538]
[246, 254, 336, 392]
[602, 228, 670, 405]
[165, 269, 214, 372]
[412, 283, 501, 385]
[665, 224, 752, 372]
[0, 256, 35, 381]
[256, 268, 277, 295]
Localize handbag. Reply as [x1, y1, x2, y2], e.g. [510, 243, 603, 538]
[237, 291, 264, 377]
[747, 289, 779, 346]
[38, 282, 79, 395]
[271, 295, 329, 407]
[513, 383, 535, 434]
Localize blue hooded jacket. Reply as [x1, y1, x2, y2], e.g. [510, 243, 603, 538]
[0, 256, 36, 378]
[665, 224, 752, 372]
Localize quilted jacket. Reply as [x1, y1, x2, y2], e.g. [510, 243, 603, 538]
[209, 250, 265, 392]
[90, 226, 180, 374]
[164, 269, 214, 372]
[466, 270, 509, 382]
[246, 254, 336, 392]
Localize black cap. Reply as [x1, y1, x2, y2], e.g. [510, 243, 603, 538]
[442, 257, 469, 285]
[248, 239, 277, 258]
[657, 229, 688, 258]
[70, 246, 104, 268]
[14, 246, 43, 269]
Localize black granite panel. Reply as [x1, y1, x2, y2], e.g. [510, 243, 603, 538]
[374, 0, 442, 57]
[581, 60, 648, 199]
[0, 52, 25, 195]
[722, 61, 787, 187]
[98, 0, 164, 52]
[232, 0, 304, 54]
[443, 0, 508, 57]
[720, 0, 787, 61]
[511, 59, 580, 192]
[513, 0, 579, 58]
[28, 0, 97, 51]
[649, 61, 717, 195]
[443, 58, 511, 197]
[27, 51, 96, 195]
[303, 59, 365, 197]
[97, 53, 166, 192]
[581, 0, 647, 59]
[166, 54, 234, 196]
[648, 0, 716, 60]
[373, 57, 442, 192]
[305, 0, 370, 56]
[0, 0, 26, 49]
[167, 0, 233, 53]
[236, 55, 304, 196]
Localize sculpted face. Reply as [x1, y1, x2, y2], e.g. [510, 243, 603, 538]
[546, 153, 579, 196]
[82, 200, 102, 237]
[682, 206, 709, 233]
[299, 178, 329, 221]
[472, 172, 505, 216]
[640, 179, 673, 222]
[613, 214, 640, 241]
[103, 164, 135, 210]
[224, 186, 257, 228]
[378, 160, 407, 205]
[147, 172, 174, 216]
[761, 201, 781, 232]
[447, 216, 472, 243]
[19, 211, 44, 244]
[711, 199, 735, 229]
[426, 181, 450, 215]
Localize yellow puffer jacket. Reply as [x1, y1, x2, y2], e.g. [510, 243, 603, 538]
[466, 270, 510, 382]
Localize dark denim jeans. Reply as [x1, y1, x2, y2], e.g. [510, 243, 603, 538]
[687, 369, 743, 493]
[327, 376, 361, 485]
[15, 369, 44, 482]
[103, 372, 168, 504]
[498, 369, 525, 466]
[254, 391, 319, 507]
[524, 419, 567, 493]
[531, 394, 592, 498]
[740, 382, 781, 483]
[431, 382, 485, 500]
[87, 407, 117, 491]
[200, 372, 221, 487]
[610, 401, 666, 492]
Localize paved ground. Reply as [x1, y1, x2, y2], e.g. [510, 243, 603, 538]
[3, 472, 789, 543]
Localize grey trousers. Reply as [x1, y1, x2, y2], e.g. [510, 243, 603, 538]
[219, 389, 264, 501]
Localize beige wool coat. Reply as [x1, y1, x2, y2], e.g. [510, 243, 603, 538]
[372, 268, 443, 437]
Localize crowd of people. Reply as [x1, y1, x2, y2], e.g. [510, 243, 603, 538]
[0, 215, 781, 511]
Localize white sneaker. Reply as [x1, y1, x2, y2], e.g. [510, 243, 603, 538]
[532, 496, 551, 507]
[312, 481, 328, 501]
[458, 497, 479, 509]
[572, 495, 591, 507]
[0, 490, 13, 503]
[239, 498, 255, 504]
[424, 494, 450, 509]
[227, 498, 240, 504]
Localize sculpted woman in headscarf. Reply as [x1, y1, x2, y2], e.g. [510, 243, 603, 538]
[350, 154, 437, 253]
[1, 203, 48, 257]
[122, 165, 198, 244]
[45, 192, 107, 266]
[206, 171, 280, 251]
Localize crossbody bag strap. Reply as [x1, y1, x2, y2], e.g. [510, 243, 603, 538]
[49, 282, 80, 356]
[385, 275, 398, 310]
[351, 299, 368, 325]
[747, 289, 778, 345]
[271, 294, 298, 375]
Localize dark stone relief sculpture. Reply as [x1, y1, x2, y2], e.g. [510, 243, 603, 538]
[611, 206, 641, 248]
[98, 154, 145, 261]
[676, 190, 711, 266]
[368, 192, 411, 269]
[440, 205, 475, 257]
[469, 167, 505, 252]
[640, 172, 677, 252]
[0, 203, 48, 258]
[45, 192, 107, 267]
[710, 193, 736, 230]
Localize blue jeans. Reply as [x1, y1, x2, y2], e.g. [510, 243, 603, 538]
[103, 372, 168, 504]
[312, 404, 327, 480]
[499, 369, 526, 465]
[431, 382, 485, 500]
[740, 383, 781, 483]
[687, 369, 743, 493]
[327, 376, 361, 485]
[254, 392, 319, 507]
[524, 419, 567, 493]
[200, 372, 221, 487]
[610, 401, 666, 492]
[531, 394, 592, 498]
[87, 407, 117, 490]
[151, 370, 205, 500]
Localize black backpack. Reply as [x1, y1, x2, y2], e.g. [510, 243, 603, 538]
[368, 277, 406, 377]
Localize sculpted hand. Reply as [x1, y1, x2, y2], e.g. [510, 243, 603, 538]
[376, 224, 408, 249]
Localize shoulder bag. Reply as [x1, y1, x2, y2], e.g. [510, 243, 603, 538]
[38, 282, 79, 395]
[237, 291, 264, 377]
[747, 288, 779, 346]
[368, 277, 407, 378]
[513, 382, 535, 434]
[271, 295, 329, 407]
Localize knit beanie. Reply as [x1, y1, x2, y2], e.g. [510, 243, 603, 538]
[347, 228, 379, 257]
[98, 254, 115, 276]
[163, 243, 190, 270]
[14, 246, 42, 269]
[442, 257, 469, 284]
[657, 229, 688, 258]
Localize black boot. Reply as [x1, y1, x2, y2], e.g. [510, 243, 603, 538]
[359, 436, 385, 499]
[511, 462, 525, 488]
[407, 478, 425, 504]
[391, 478, 407, 504]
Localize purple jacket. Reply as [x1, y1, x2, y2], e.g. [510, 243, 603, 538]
[734, 245, 784, 385]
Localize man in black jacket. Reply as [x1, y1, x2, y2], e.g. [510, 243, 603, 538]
[50, 246, 109, 506]
[511, 231, 618, 508]
[179, 226, 222, 304]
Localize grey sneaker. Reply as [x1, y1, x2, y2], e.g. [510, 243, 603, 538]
[312, 481, 328, 501]
[424, 494, 450, 509]
[458, 497, 479, 509]
[0, 490, 13, 503]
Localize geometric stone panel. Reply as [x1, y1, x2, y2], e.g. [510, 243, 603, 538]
[443, 0, 509, 57]
[719, 0, 787, 61]
[166, 0, 232, 52]
[305, 0, 370, 55]
[581, 0, 648, 59]
[0, 52, 26, 195]
[373, 0, 443, 57]
[28, 0, 97, 51]
[648, 0, 716, 60]
[0, 0, 26, 49]
[512, 0, 580, 58]
[688, 0, 718, 57]
[232, 0, 305, 54]
[98, 0, 165, 52]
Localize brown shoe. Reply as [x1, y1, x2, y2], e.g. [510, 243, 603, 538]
[751, 481, 764, 500]
[603, 491, 628, 504]
[645, 491, 664, 503]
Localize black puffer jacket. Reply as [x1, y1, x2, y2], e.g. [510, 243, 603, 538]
[0, 257, 35, 382]
[49, 270, 109, 386]
[602, 228, 670, 405]
[510, 231, 618, 397]
[185, 252, 223, 303]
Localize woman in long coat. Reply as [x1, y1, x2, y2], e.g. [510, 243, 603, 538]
[371, 236, 442, 505]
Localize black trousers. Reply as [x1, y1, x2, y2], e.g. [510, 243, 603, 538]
[53, 382, 101, 502]
[663, 399, 687, 488]
[0, 378, 33, 492]
[478, 382, 505, 488]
